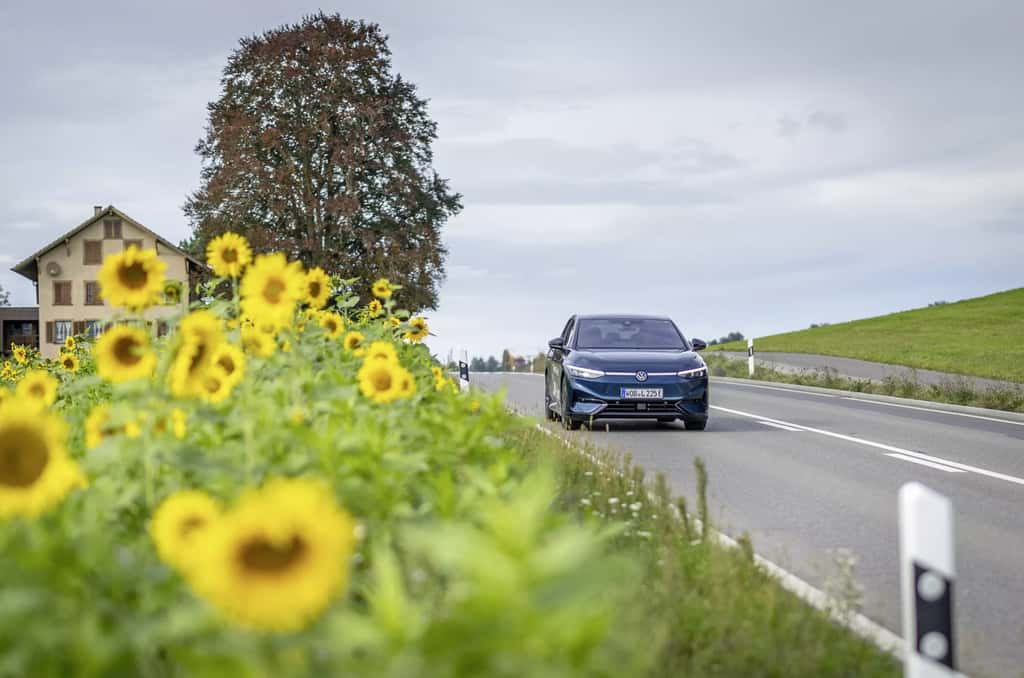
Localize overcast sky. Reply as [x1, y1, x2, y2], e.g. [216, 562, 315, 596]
[2, 1, 1021, 360]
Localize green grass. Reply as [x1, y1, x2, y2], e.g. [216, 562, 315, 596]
[513, 425, 900, 677]
[704, 354, 1024, 413]
[712, 287, 1024, 383]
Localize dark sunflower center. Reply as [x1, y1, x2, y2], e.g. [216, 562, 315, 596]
[114, 336, 142, 366]
[205, 375, 222, 393]
[179, 515, 206, 537]
[262, 278, 286, 304]
[222, 247, 238, 263]
[0, 426, 50, 487]
[117, 262, 148, 290]
[308, 280, 321, 297]
[239, 535, 307, 573]
[63, 358, 74, 368]
[370, 367, 392, 392]
[217, 355, 235, 375]
[29, 383, 45, 398]
[188, 342, 208, 376]
[325, 319, 337, 332]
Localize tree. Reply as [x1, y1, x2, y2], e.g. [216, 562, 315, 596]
[470, 357, 485, 372]
[183, 13, 462, 310]
[484, 356, 499, 372]
[501, 349, 513, 372]
[0, 284, 9, 307]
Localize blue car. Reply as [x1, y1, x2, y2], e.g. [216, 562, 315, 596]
[544, 314, 709, 430]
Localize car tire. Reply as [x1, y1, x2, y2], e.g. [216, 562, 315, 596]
[544, 376, 557, 421]
[684, 419, 707, 431]
[657, 417, 676, 424]
[561, 378, 581, 431]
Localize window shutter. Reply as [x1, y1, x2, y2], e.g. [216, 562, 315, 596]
[46, 322, 54, 344]
[73, 321, 85, 336]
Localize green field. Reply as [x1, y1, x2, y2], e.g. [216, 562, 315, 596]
[713, 287, 1024, 383]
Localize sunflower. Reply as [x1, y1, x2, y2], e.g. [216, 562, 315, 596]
[317, 311, 345, 339]
[98, 245, 167, 309]
[15, 370, 58, 409]
[303, 268, 332, 309]
[169, 311, 224, 398]
[186, 477, 356, 632]
[387, 316, 401, 329]
[199, 367, 235, 405]
[371, 278, 393, 300]
[240, 253, 305, 330]
[94, 325, 156, 384]
[0, 387, 11, 411]
[212, 343, 245, 388]
[206, 232, 253, 278]
[241, 325, 276, 358]
[365, 341, 398, 364]
[163, 280, 184, 306]
[367, 299, 383, 319]
[342, 331, 365, 356]
[0, 363, 15, 382]
[357, 359, 414, 404]
[63, 336, 76, 352]
[404, 317, 429, 343]
[151, 490, 222, 572]
[11, 345, 28, 365]
[171, 409, 187, 440]
[0, 403, 85, 519]
[59, 352, 80, 373]
[85, 403, 140, 449]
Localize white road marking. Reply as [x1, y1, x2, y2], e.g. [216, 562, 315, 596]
[884, 453, 964, 474]
[712, 405, 1024, 487]
[758, 420, 802, 432]
[717, 379, 1024, 427]
[843, 396, 1024, 427]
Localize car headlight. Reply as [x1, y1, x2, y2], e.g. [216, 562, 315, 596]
[678, 366, 708, 378]
[566, 365, 605, 379]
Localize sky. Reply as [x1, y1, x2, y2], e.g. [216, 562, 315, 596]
[1, 0, 1022, 361]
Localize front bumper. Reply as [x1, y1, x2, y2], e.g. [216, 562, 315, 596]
[566, 374, 709, 420]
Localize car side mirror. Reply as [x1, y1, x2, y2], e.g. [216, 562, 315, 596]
[690, 338, 707, 352]
[548, 337, 565, 350]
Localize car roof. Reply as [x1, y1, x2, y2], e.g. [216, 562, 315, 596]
[574, 314, 674, 322]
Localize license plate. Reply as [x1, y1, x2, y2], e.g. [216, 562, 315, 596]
[621, 388, 663, 399]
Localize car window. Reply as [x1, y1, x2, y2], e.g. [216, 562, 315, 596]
[576, 318, 687, 350]
[560, 317, 575, 343]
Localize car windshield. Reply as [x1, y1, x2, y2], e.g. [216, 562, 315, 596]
[576, 318, 687, 350]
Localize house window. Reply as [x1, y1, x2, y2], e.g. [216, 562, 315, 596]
[54, 320, 72, 345]
[123, 238, 143, 251]
[84, 240, 103, 265]
[103, 218, 123, 239]
[85, 320, 104, 338]
[85, 281, 103, 305]
[53, 281, 72, 305]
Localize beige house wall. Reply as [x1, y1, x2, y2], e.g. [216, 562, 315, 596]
[36, 218, 188, 358]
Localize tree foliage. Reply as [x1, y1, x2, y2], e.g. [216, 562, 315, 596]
[183, 13, 461, 310]
[0, 284, 9, 307]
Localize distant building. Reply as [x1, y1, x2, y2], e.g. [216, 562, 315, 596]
[10, 205, 203, 359]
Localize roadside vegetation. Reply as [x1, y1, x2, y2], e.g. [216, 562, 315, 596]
[712, 287, 1024, 383]
[0, 236, 897, 676]
[705, 353, 1024, 414]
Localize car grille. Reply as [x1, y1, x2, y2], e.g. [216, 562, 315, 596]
[601, 402, 680, 415]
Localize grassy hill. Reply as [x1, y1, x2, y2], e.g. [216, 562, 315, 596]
[713, 287, 1024, 383]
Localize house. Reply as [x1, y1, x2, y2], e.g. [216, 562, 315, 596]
[11, 205, 203, 359]
[0, 306, 39, 355]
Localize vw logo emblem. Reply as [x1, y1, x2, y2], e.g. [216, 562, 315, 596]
[635, 371, 649, 382]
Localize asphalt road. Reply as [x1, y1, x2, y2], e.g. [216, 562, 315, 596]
[716, 351, 1021, 391]
[474, 372, 1024, 678]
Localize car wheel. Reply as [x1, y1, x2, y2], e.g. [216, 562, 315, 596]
[684, 419, 707, 431]
[544, 375, 557, 421]
[561, 378, 581, 431]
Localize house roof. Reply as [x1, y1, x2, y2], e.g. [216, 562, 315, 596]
[10, 205, 204, 282]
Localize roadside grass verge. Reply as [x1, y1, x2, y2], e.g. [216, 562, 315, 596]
[705, 353, 1024, 414]
[510, 423, 900, 677]
[711, 287, 1024, 383]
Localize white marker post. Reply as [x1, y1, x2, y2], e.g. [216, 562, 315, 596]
[458, 348, 470, 393]
[747, 339, 755, 377]
[899, 482, 957, 678]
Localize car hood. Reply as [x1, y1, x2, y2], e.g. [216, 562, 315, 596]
[569, 350, 704, 372]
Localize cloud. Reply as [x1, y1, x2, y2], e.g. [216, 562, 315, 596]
[777, 115, 802, 138]
[807, 110, 848, 133]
